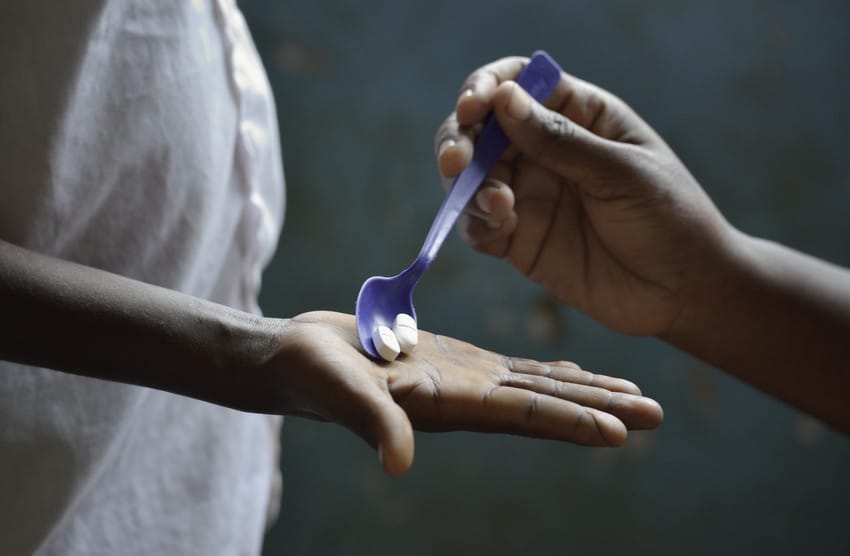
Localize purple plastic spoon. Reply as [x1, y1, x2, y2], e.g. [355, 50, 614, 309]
[355, 50, 563, 359]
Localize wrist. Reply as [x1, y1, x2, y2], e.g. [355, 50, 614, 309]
[202, 312, 290, 412]
[661, 226, 757, 346]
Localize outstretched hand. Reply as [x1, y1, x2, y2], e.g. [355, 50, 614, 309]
[248, 311, 663, 476]
[1, 240, 664, 478]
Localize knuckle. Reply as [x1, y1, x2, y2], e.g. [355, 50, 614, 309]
[525, 393, 541, 422]
[542, 110, 575, 143]
[535, 110, 575, 162]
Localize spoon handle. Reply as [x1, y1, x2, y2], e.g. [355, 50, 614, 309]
[410, 50, 563, 278]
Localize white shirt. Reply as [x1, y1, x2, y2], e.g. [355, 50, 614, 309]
[0, 1, 285, 554]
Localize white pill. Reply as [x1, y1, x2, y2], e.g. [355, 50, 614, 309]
[372, 325, 401, 362]
[392, 313, 418, 354]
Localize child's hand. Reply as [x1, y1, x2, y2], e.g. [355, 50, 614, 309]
[435, 57, 737, 337]
[246, 311, 663, 476]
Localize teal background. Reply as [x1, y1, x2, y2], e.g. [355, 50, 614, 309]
[244, 1, 850, 554]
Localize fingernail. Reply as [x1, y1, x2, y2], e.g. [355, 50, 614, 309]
[504, 83, 532, 120]
[486, 219, 502, 230]
[438, 138, 456, 159]
[462, 87, 474, 98]
[475, 189, 491, 214]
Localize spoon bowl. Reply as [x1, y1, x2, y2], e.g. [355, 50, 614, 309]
[355, 265, 420, 357]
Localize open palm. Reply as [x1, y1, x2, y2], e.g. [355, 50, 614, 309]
[261, 311, 663, 475]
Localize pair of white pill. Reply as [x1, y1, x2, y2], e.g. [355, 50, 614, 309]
[371, 313, 418, 362]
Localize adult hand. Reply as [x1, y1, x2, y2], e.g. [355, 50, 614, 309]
[249, 311, 663, 476]
[435, 57, 737, 336]
[434, 57, 850, 435]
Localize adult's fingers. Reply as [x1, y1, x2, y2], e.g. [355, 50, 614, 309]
[492, 81, 632, 184]
[455, 57, 655, 143]
[440, 56, 661, 179]
[456, 56, 528, 125]
[435, 111, 475, 179]
[436, 56, 532, 178]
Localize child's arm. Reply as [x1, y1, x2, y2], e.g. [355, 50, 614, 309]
[0, 238, 663, 475]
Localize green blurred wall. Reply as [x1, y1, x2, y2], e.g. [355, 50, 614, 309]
[243, 1, 850, 554]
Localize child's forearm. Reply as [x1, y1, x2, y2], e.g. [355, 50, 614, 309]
[0, 238, 281, 406]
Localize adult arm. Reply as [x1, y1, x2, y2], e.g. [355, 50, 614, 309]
[435, 56, 850, 434]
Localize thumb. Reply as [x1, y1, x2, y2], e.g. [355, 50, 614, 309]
[374, 400, 415, 476]
[492, 80, 627, 183]
[339, 392, 415, 476]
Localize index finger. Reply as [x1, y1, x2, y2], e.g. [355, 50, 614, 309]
[456, 56, 658, 146]
[456, 56, 528, 126]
